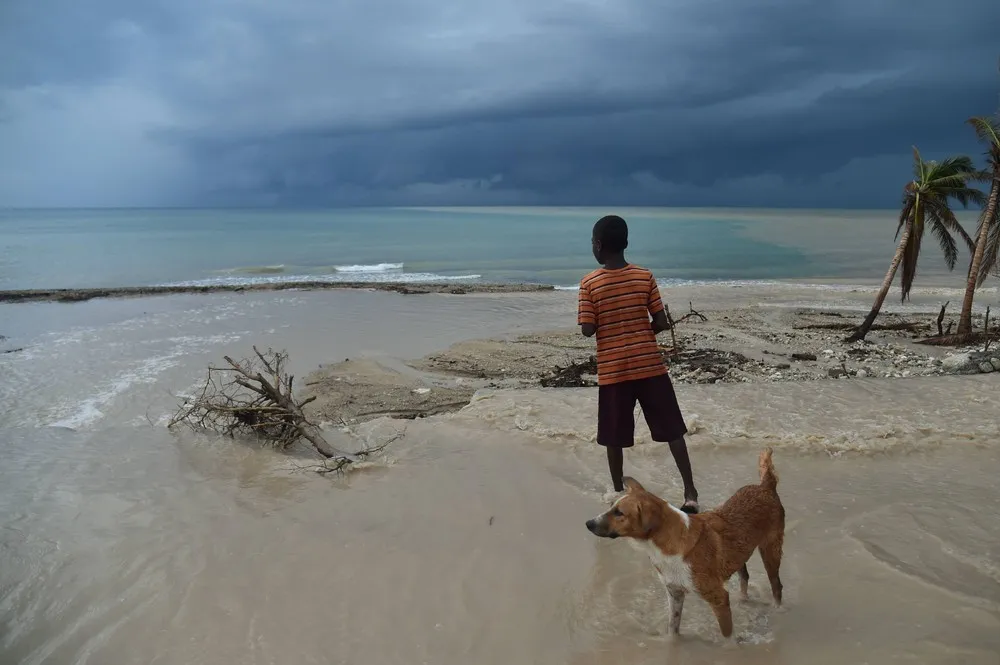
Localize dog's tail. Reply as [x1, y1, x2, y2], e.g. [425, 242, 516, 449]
[758, 447, 778, 492]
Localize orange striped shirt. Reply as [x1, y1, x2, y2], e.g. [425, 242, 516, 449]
[578, 265, 667, 386]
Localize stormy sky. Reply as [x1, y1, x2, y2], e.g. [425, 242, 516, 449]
[1, 0, 998, 208]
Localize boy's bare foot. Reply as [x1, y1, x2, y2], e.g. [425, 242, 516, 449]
[602, 488, 626, 504]
[680, 499, 700, 514]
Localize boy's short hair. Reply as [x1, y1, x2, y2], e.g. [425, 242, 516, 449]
[593, 215, 628, 252]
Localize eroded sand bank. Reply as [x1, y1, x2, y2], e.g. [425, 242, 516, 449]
[301, 304, 998, 426]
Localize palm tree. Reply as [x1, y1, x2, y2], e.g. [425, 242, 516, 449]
[956, 114, 1000, 337]
[846, 148, 983, 342]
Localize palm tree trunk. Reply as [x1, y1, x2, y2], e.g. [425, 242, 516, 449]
[957, 174, 999, 335]
[846, 221, 912, 342]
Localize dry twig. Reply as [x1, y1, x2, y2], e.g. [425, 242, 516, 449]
[662, 302, 708, 357]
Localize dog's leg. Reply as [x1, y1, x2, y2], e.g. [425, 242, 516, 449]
[666, 584, 685, 635]
[760, 535, 784, 606]
[701, 584, 734, 639]
[737, 563, 750, 601]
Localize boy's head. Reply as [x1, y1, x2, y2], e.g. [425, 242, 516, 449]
[592, 215, 628, 264]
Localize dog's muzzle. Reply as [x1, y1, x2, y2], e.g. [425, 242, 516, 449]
[585, 517, 618, 538]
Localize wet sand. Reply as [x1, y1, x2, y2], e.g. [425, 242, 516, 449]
[3, 400, 997, 665]
[1, 285, 999, 664]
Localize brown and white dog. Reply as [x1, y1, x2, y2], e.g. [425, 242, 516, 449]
[585, 448, 785, 639]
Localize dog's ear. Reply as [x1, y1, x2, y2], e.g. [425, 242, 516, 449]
[623, 477, 645, 493]
[636, 496, 659, 536]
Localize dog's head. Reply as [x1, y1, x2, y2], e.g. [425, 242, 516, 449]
[585, 477, 661, 540]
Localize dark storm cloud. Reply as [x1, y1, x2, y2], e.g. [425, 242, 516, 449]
[1, 0, 998, 207]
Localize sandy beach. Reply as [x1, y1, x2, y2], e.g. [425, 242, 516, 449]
[1, 283, 999, 664]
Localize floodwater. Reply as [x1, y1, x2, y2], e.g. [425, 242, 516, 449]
[1, 288, 998, 664]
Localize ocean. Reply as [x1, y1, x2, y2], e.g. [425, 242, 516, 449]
[0, 206, 980, 290]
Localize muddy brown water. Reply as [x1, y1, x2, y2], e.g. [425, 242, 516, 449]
[1, 288, 998, 664]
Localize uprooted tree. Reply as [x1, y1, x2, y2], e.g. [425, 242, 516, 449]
[168, 346, 386, 472]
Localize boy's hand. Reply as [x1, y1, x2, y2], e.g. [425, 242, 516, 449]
[581, 323, 597, 337]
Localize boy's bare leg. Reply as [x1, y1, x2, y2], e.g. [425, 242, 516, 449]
[668, 437, 699, 512]
[606, 447, 625, 492]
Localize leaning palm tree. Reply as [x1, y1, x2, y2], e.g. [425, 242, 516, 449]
[846, 148, 983, 342]
[956, 114, 1000, 337]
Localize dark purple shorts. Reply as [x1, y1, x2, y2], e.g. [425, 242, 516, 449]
[597, 373, 688, 448]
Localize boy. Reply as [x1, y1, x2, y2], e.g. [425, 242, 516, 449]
[578, 214, 699, 513]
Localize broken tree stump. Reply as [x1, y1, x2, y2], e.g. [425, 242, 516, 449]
[936, 301, 949, 337]
[985, 306, 992, 353]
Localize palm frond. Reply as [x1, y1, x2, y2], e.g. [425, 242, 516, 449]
[896, 195, 915, 240]
[900, 214, 923, 301]
[928, 181, 987, 208]
[911, 146, 926, 181]
[976, 179, 1000, 286]
[927, 212, 960, 270]
[931, 154, 979, 175]
[977, 216, 1000, 285]
[967, 116, 1000, 151]
[986, 217, 1000, 282]
[926, 198, 975, 255]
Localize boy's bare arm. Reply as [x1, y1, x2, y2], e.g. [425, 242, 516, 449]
[578, 283, 597, 337]
[650, 310, 671, 334]
[646, 273, 670, 334]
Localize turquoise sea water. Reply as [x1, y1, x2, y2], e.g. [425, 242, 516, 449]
[0, 206, 973, 290]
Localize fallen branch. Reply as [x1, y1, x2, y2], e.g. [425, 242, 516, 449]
[798, 321, 927, 332]
[294, 430, 403, 476]
[169, 346, 373, 464]
[662, 302, 708, 356]
[541, 355, 597, 387]
[673, 301, 708, 324]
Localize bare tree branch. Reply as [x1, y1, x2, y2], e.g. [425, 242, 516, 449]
[169, 346, 374, 464]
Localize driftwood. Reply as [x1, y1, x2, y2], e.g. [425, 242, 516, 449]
[169, 346, 379, 467]
[540, 355, 597, 387]
[798, 321, 927, 333]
